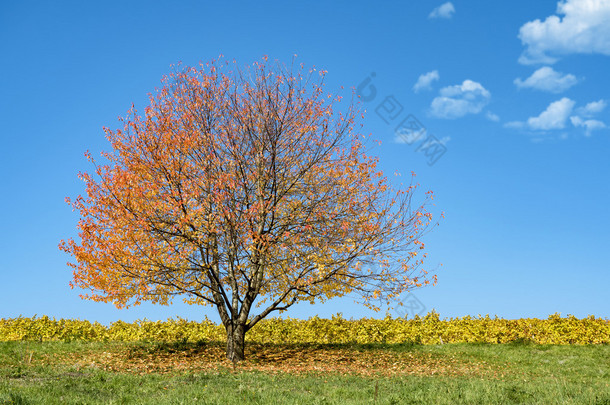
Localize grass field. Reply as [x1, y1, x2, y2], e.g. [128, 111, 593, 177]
[1, 341, 608, 404]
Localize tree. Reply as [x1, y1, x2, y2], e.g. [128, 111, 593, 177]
[60, 57, 439, 361]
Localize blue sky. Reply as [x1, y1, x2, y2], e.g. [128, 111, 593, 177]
[1, 1, 608, 325]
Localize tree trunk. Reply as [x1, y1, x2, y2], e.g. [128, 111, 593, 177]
[225, 323, 246, 362]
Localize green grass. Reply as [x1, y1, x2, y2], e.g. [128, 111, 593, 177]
[0, 341, 608, 404]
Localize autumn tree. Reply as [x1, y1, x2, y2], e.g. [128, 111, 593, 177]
[60, 57, 439, 361]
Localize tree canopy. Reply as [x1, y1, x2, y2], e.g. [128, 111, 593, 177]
[60, 57, 439, 360]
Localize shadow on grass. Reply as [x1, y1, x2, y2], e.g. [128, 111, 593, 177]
[125, 339, 427, 358]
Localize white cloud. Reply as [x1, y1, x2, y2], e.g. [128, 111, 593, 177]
[570, 116, 607, 135]
[576, 99, 607, 116]
[429, 2, 455, 19]
[518, 0, 610, 64]
[514, 66, 579, 93]
[570, 99, 607, 135]
[429, 80, 491, 119]
[504, 121, 525, 129]
[393, 129, 426, 144]
[486, 111, 500, 122]
[506, 98, 607, 136]
[413, 70, 440, 92]
[393, 131, 451, 146]
[527, 97, 576, 130]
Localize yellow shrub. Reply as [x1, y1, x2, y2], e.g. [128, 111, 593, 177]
[0, 313, 608, 345]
